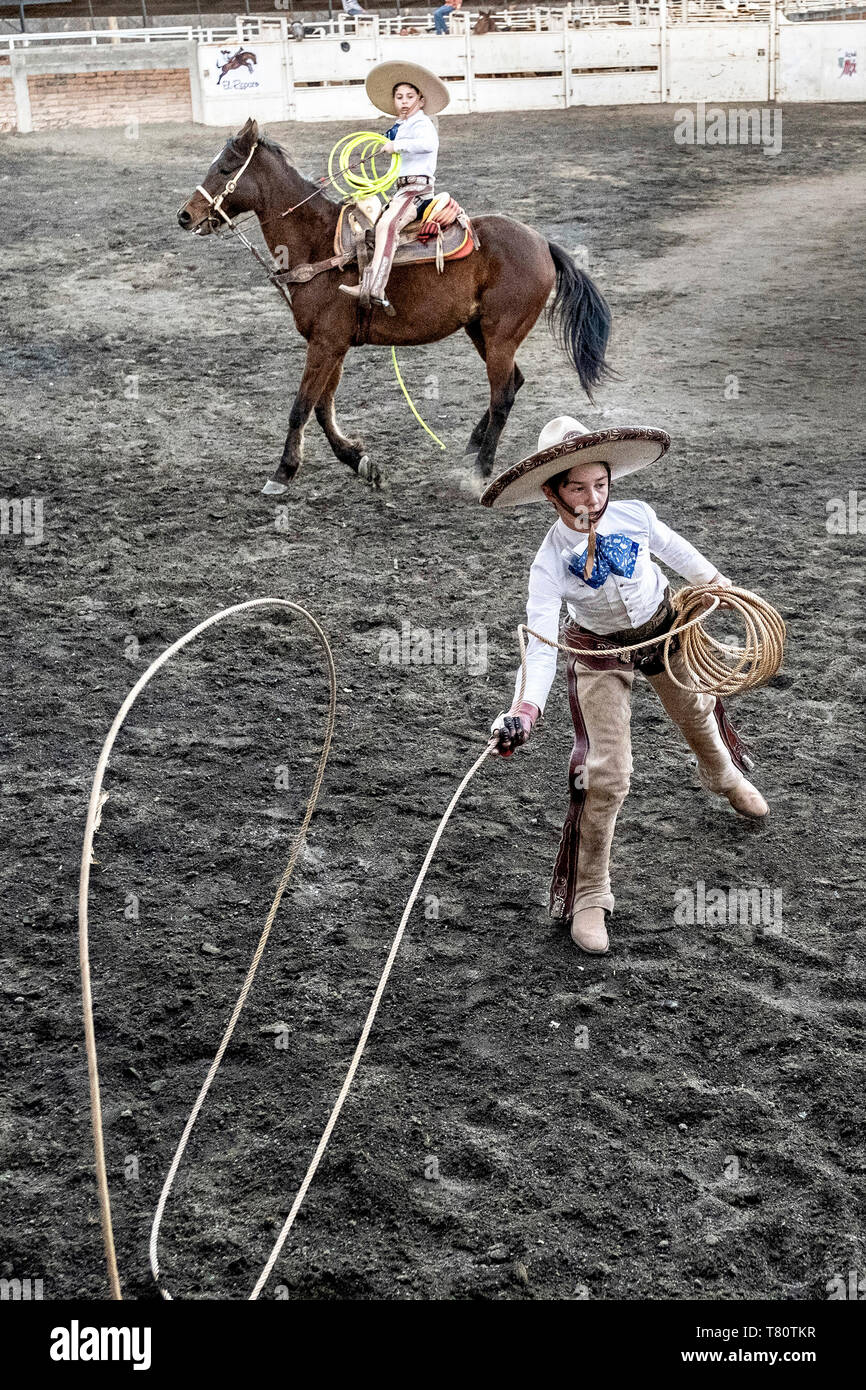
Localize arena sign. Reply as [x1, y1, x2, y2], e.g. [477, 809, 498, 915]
[198, 42, 283, 100]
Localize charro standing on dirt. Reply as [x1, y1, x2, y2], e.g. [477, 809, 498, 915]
[339, 60, 449, 315]
[483, 417, 769, 958]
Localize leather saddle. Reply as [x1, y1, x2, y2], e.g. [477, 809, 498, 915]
[274, 191, 479, 289]
[335, 192, 479, 272]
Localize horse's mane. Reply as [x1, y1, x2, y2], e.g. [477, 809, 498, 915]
[257, 131, 295, 166]
[255, 130, 332, 201]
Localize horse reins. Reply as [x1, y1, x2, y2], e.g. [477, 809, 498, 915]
[190, 139, 369, 307]
[192, 140, 297, 308]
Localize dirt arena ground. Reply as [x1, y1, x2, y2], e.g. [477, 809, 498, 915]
[2, 102, 865, 1301]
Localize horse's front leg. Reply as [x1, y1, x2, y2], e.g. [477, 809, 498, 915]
[313, 357, 382, 487]
[261, 343, 340, 496]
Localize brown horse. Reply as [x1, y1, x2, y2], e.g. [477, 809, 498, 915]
[177, 118, 611, 495]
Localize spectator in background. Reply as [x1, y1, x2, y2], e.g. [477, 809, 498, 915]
[434, 0, 463, 34]
[342, 0, 370, 16]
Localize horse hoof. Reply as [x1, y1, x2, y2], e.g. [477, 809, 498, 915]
[358, 454, 386, 490]
[460, 471, 485, 499]
[261, 478, 288, 496]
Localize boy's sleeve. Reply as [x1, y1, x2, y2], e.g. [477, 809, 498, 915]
[644, 502, 718, 584]
[509, 556, 562, 714]
[391, 116, 439, 156]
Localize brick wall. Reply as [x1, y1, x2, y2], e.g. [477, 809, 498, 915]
[24, 68, 192, 131]
[0, 62, 15, 133]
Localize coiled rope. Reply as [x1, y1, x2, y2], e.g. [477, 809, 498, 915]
[80, 582, 783, 1300]
[665, 583, 786, 695]
[514, 582, 786, 708]
[327, 131, 401, 200]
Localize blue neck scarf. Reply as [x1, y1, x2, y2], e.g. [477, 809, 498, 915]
[567, 533, 640, 589]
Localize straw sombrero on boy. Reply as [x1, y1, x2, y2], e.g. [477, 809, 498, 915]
[365, 60, 451, 117]
[479, 417, 671, 509]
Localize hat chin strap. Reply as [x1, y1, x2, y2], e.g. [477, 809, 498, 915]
[551, 477, 611, 581]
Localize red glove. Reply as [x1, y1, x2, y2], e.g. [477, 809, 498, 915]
[490, 701, 540, 758]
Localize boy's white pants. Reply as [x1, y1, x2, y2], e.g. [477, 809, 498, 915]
[364, 178, 433, 298]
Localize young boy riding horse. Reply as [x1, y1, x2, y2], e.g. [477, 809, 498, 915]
[340, 60, 448, 317]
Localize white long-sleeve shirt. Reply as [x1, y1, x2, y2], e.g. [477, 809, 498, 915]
[388, 110, 438, 181]
[512, 501, 718, 712]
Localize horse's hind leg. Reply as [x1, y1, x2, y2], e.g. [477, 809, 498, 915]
[464, 322, 524, 457]
[314, 358, 381, 487]
[475, 340, 522, 479]
[262, 343, 339, 495]
[464, 322, 490, 454]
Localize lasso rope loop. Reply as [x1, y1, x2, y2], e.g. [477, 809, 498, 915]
[80, 582, 783, 1302]
[327, 131, 401, 200]
[513, 582, 786, 711]
[79, 598, 489, 1303]
[78, 600, 337, 1302]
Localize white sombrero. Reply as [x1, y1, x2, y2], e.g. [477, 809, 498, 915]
[479, 417, 671, 508]
[365, 61, 451, 117]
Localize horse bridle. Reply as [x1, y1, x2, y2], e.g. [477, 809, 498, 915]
[194, 139, 260, 231]
[191, 137, 328, 237]
[188, 138, 299, 307]
[186, 137, 376, 307]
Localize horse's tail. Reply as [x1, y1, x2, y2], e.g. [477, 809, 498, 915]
[546, 240, 614, 402]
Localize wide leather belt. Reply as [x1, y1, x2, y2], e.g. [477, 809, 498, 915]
[563, 589, 679, 674]
[395, 176, 431, 187]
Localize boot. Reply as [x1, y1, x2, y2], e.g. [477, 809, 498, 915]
[725, 778, 769, 819]
[570, 907, 609, 955]
[338, 282, 395, 314]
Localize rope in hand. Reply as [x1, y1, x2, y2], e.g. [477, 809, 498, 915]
[210, 134, 439, 450]
[80, 582, 783, 1301]
[327, 131, 401, 200]
[326, 135, 444, 448]
[79, 598, 492, 1301]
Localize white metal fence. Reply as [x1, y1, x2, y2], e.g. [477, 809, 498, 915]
[3, 7, 864, 131]
[6, 0, 859, 52]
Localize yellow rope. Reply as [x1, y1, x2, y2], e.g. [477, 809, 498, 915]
[327, 131, 401, 200]
[391, 346, 447, 450]
[327, 134, 445, 449]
